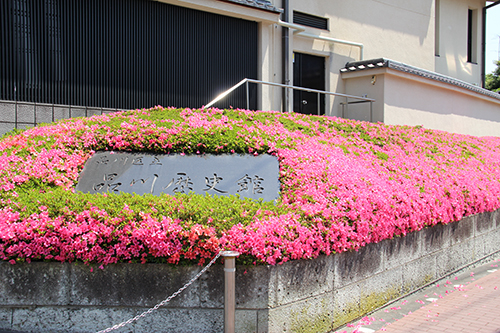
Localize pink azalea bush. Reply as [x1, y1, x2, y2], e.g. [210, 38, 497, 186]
[1, 106, 500, 266]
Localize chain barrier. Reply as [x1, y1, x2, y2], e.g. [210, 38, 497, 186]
[95, 252, 222, 333]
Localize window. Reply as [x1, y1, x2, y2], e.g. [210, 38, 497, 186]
[293, 11, 328, 30]
[467, 8, 478, 63]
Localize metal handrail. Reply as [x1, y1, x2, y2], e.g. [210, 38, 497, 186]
[202, 78, 375, 121]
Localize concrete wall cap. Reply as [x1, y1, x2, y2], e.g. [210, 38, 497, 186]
[341, 58, 500, 101]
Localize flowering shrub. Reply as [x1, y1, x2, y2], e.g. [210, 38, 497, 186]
[1, 106, 500, 266]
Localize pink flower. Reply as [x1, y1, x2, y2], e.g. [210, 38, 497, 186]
[2, 106, 500, 266]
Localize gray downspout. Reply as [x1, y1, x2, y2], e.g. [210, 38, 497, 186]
[483, 1, 500, 88]
[482, 6, 487, 88]
[282, 0, 290, 112]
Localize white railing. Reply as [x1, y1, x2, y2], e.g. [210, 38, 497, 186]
[203, 78, 375, 121]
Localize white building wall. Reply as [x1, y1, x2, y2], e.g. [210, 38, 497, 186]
[342, 68, 500, 137]
[278, 0, 440, 117]
[342, 70, 386, 123]
[258, 22, 284, 112]
[435, 0, 484, 85]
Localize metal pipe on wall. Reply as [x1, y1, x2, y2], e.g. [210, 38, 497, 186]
[482, 6, 487, 88]
[482, 0, 500, 88]
[277, 20, 364, 61]
[282, 0, 290, 113]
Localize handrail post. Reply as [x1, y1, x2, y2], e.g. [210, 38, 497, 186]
[246, 81, 249, 110]
[370, 101, 373, 122]
[14, 83, 18, 129]
[345, 96, 348, 118]
[317, 93, 320, 115]
[221, 251, 240, 333]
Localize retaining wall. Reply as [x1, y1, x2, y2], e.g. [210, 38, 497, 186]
[1, 210, 499, 333]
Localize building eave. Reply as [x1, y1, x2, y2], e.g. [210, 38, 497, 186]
[341, 58, 500, 101]
[218, 0, 282, 13]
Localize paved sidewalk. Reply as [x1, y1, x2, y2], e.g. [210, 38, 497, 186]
[335, 258, 500, 333]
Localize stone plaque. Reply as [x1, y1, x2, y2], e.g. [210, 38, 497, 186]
[76, 151, 280, 201]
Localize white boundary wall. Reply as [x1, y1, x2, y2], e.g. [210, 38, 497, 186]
[342, 64, 500, 137]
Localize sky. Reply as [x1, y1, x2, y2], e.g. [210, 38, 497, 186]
[486, 3, 500, 74]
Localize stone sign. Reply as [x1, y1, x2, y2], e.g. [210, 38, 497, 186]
[76, 151, 280, 201]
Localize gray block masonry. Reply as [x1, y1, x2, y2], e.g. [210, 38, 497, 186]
[0, 100, 120, 136]
[0, 210, 499, 333]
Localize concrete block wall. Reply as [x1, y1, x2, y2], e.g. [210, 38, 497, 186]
[0, 100, 120, 136]
[0, 210, 499, 333]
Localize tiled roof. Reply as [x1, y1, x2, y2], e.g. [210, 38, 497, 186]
[341, 58, 500, 101]
[219, 0, 282, 13]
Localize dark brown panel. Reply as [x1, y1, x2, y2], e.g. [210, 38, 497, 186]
[0, 0, 258, 110]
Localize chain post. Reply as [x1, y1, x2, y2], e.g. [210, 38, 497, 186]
[221, 251, 240, 333]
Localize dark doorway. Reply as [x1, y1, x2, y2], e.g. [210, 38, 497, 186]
[293, 52, 325, 115]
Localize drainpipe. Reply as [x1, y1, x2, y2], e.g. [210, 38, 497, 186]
[282, 0, 290, 112]
[482, 1, 500, 88]
[277, 20, 364, 61]
[482, 6, 487, 87]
